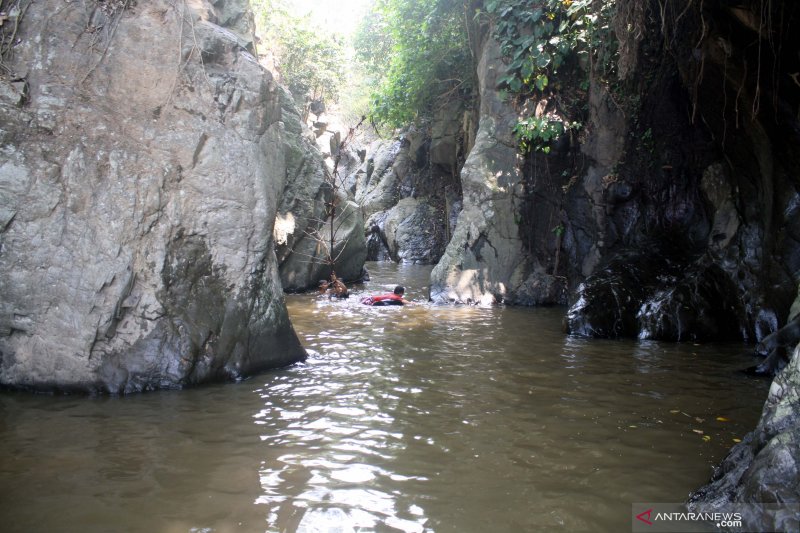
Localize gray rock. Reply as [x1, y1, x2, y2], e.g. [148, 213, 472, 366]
[367, 198, 446, 264]
[353, 139, 406, 218]
[0, 0, 305, 393]
[275, 88, 367, 291]
[430, 35, 560, 305]
[352, 129, 455, 266]
[279, 195, 367, 290]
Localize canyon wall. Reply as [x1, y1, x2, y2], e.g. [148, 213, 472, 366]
[0, 0, 307, 393]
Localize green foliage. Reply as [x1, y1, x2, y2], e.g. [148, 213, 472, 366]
[486, 0, 616, 95]
[251, 0, 345, 106]
[485, 0, 615, 153]
[513, 115, 579, 153]
[354, 0, 477, 128]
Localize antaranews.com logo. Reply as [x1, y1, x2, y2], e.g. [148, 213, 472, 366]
[631, 503, 799, 532]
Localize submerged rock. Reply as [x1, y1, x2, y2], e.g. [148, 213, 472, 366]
[0, 0, 306, 393]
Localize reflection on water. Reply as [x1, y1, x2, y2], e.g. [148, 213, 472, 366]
[0, 262, 769, 532]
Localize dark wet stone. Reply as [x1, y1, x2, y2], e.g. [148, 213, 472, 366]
[565, 249, 745, 341]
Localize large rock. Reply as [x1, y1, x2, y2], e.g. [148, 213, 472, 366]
[0, 0, 306, 393]
[354, 131, 454, 266]
[274, 88, 367, 291]
[565, 249, 745, 341]
[430, 35, 563, 305]
[353, 139, 409, 217]
[688, 345, 800, 531]
[366, 198, 446, 264]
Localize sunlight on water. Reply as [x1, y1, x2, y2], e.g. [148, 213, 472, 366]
[0, 262, 770, 533]
[254, 262, 769, 532]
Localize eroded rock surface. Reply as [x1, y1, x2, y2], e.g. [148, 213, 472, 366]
[0, 0, 305, 393]
[430, 36, 563, 305]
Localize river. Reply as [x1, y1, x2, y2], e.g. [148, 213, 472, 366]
[0, 262, 769, 532]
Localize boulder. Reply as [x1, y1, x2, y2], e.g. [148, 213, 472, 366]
[565, 249, 744, 341]
[0, 0, 305, 393]
[366, 198, 446, 264]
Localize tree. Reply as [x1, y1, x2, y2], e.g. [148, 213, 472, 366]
[354, 0, 479, 128]
[251, 0, 346, 109]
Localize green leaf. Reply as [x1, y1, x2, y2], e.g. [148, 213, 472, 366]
[535, 52, 551, 69]
[497, 74, 516, 87]
[520, 59, 534, 80]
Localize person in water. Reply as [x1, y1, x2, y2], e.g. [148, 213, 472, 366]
[318, 273, 349, 299]
[361, 285, 411, 306]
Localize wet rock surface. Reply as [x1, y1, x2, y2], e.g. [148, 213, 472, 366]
[565, 248, 744, 341]
[0, 0, 306, 393]
[559, 1, 800, 350]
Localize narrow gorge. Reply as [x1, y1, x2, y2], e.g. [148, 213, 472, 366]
[0, 0, 798, 531]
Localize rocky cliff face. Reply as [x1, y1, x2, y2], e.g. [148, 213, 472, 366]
[560, 0, 800, 352]
[0, 0, 306, 393]
[433, 1, 800, 345]
[432, 0, 800, 526]
[429, 35, 566, 305]
[274, 88, 367, 291]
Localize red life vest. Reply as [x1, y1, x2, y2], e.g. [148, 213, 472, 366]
[361, 293, 404, 306]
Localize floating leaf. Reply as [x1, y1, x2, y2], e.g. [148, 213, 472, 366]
[733, 438, 742, 443]
[702, 435, 712, 442]
[692, 429, 704, 435]
[716, 416, 730, 422]
[670, 410, 680, 414]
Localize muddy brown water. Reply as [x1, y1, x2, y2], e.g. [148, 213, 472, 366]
[0, 262, 769, 532]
